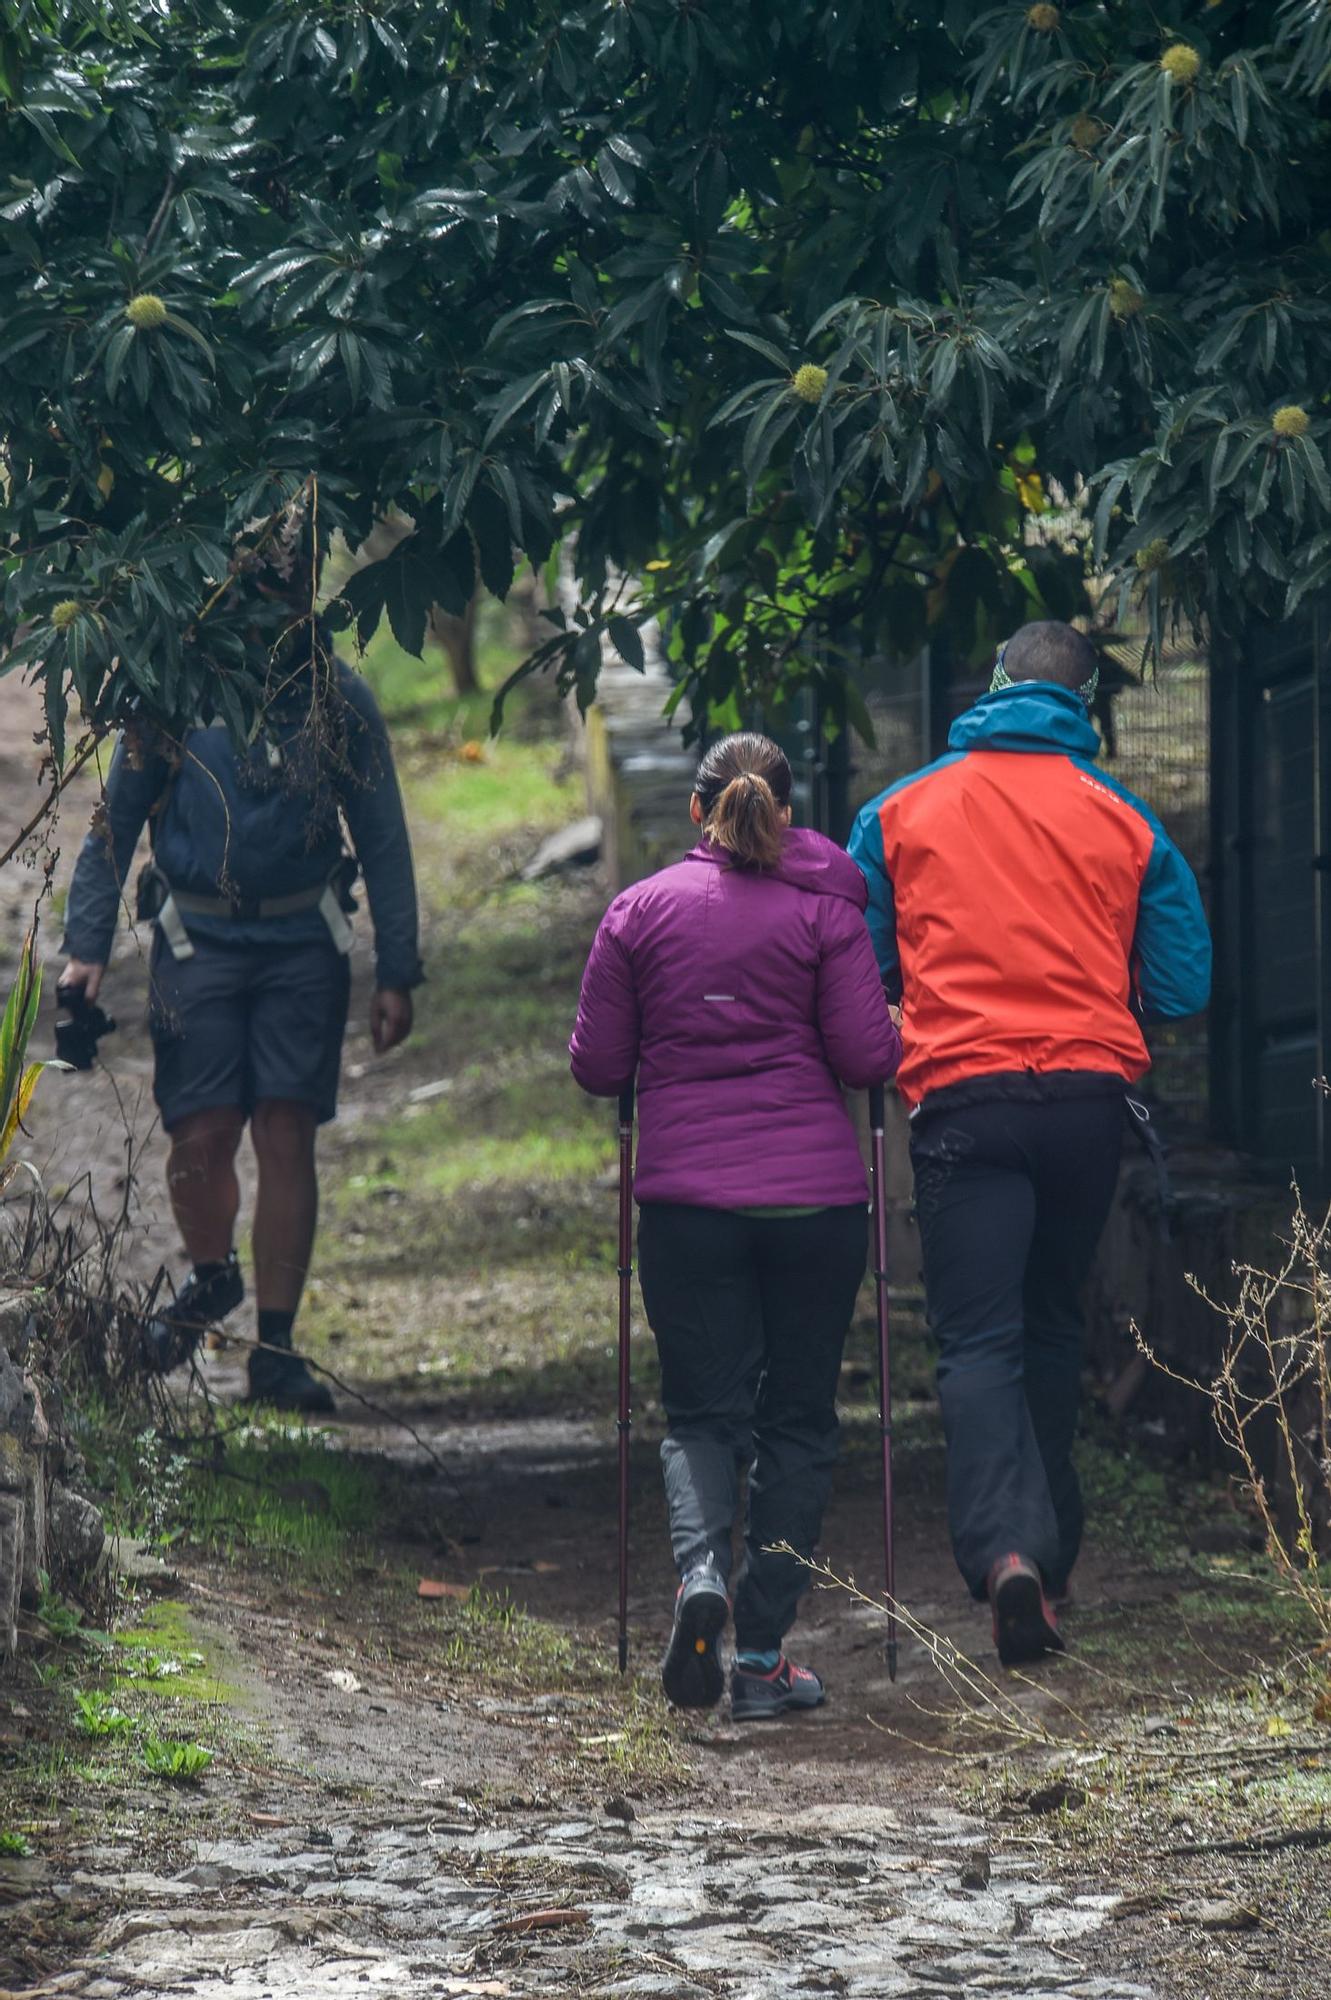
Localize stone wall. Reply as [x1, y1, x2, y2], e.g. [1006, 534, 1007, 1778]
[0, 1289, 105, 1664]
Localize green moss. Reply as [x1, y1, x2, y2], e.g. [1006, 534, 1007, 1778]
[116, 1599, 238, 1702]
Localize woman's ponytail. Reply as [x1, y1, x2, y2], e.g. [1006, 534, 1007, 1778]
[704, 770, 785, 871]
[693, 731, 793, 871]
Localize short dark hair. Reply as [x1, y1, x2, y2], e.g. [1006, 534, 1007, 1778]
[1002, 620, 1097, 691]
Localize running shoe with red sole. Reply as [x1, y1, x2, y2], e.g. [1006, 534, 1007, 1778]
[730, 1654, 825, 1721]
[988, 1552, 1066, 1667]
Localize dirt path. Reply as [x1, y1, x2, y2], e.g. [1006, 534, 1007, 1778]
[2, 667, 1329, 1998]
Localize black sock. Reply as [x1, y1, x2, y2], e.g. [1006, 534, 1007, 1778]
[257, 1308, 296, 1353]
[193, 1258, 232, 1282]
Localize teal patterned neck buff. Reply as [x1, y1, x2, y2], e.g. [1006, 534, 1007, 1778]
[990, 639, 1099, 709]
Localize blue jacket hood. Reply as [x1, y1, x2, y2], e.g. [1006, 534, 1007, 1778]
[948, 682, 1101, 759]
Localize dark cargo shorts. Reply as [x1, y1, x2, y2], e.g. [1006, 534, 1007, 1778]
[148, 932, 352, 1132]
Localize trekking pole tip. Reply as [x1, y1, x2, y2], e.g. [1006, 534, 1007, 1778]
[618, 1633, 628, 1675]
[886, 1638, 898, 1683]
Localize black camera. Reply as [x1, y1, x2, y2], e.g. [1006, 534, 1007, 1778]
[54, 984, 117, 1071]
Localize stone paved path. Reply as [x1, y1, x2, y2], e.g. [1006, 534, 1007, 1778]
[40, 1798, 1154, 1999]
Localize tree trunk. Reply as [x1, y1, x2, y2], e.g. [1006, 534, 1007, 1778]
[348, 511, 483, 697]
[428, 599, 479, 696]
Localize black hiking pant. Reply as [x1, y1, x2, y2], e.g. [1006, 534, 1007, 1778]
[637, 1201, 868, 1654]
[909, 1091, 1123, 1600]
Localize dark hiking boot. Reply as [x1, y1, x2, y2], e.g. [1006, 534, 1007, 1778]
[988, 1553, 1066, 1667]
[660, 1563, 729, 1709]
[141, 1255, 244, 1375]
[730, 1654, 826, 1721]
[246, 1332, 336, 1417]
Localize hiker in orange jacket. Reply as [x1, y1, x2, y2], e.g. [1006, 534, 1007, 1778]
[849, 620, 1210, 1666]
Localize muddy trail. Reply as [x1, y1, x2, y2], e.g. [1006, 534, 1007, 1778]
[2, 663, 1329, 1999]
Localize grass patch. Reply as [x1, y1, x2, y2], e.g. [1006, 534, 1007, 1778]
[350, 594, 529, 741]
[347, 1126, 611, 1201]
[82, 1402, 396, 1576]
[430, 1583, 578, 1684]
[401, 738, 576, 844]
[172, 1427, 388, 1570]
[598, 1693, 693, 1791]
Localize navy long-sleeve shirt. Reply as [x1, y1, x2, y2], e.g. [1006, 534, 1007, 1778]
[64, 663, 423, 991]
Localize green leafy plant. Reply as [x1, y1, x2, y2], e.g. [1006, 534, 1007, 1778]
[35, 1573, 111, 1652]
[141, 1736, 214, 1783]
[0, 1831, 32, 1857]
[35, 1573, 86, 1643]
[0, 928, 63, 1186]
[73, 1689, 135, 1737]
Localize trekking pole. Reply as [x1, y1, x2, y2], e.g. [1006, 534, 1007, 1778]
[616, 1081, 635, 1673]
[869, 1083, 899, 1682]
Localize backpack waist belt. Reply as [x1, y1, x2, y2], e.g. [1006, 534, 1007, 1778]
[170, 883, 331, 921]
[146, 867, 355, 963]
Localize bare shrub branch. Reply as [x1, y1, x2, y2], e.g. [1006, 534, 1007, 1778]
[1134, 1187, 1331, 1646]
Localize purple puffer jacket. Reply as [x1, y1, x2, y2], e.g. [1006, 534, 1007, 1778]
[570, 829, 901, 1208]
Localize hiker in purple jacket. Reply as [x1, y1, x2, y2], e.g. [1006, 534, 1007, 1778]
[570, 732, 901, 1720]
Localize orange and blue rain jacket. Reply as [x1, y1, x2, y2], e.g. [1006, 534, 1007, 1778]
[847, 682, 1212, 1112]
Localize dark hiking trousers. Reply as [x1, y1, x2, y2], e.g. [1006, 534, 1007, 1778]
[637, 1201, 868, 1654]
[909, 1092, 1124, 1601]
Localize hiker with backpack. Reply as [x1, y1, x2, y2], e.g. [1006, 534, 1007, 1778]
[59, 525, 422, 1414]
[849, 620, 1210, 1667]
[571, 732, 901, 1718]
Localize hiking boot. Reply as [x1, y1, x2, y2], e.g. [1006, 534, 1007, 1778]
[730, 1654, 825, 1721]
[246, 1333, 336, 1416]
[141, 1255, 244, 1375]
[988, 1553, 1066, 1668]
[660, 1562, 729, 1709]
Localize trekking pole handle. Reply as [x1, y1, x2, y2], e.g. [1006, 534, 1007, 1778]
[868, 1082, 886, 1129]
[618, 1081, 635, 1127]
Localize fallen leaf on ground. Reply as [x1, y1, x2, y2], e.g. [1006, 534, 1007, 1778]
[493, 1907, 590, 1935]
[1267, 1714, 1293, 1738]
[246, 1812, 286, 1827]
[418, 1578, 471, 1600]
[322, 1669, 362, 1694]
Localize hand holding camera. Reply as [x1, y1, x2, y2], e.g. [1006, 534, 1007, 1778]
[55, 965, 117, 1071]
